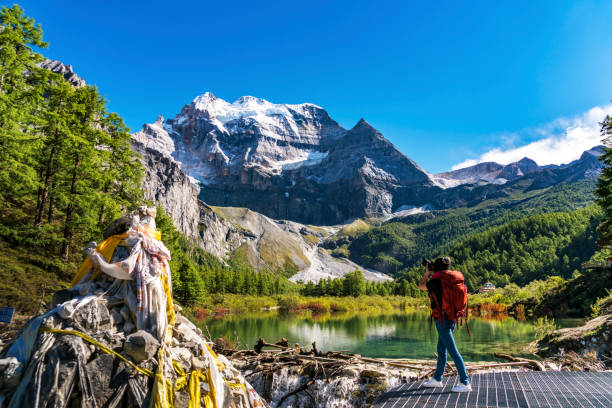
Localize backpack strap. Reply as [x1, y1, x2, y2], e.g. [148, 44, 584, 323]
[429, 286, 443, 319]
[465, 300, 471, 336]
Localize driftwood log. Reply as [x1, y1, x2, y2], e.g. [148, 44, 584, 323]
[494, 352, 546, 371]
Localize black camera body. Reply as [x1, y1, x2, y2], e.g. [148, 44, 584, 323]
[422, 258, 433, 268]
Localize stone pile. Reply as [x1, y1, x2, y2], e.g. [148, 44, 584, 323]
[0, 270, 267, 408]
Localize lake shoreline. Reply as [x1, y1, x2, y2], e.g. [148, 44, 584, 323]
[224, 344, 608, 408]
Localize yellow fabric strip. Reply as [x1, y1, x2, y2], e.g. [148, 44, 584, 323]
[188, 369, 207, 408]
[163, 268, 176, 327]
[42, 328, 154, 377]
[205, 343, 225, 371]
[172, 360, 189, 391]
[151, 346, 173, 408]
[70, 232, 130, 287]
[205, 370, 217, 408]
[226, 382, 246, 390]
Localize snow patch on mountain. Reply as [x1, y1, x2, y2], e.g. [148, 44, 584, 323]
[188, 92, 327, 142]
[275, 151, 329, 171]
[384, 204, 433, 220]
[132, 115, 176, 157]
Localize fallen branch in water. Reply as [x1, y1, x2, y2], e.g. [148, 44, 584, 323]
[494, 352, 545, 371]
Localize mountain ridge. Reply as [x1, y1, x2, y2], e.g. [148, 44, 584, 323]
[134, 92, 604, 225]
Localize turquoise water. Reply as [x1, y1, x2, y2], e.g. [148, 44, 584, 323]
[199, 311, 576, 362]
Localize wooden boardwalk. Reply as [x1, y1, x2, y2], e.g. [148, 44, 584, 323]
[373, 371, 612, 408]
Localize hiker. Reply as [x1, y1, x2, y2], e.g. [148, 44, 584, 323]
[418, 256, 472, 392]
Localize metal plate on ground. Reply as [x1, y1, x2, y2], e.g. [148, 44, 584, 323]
[374, 371, 612, 408]
[0, 306, 14, 324]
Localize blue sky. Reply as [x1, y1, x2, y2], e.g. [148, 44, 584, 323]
[14, 0, 612, 173]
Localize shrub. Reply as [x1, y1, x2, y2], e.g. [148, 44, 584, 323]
[307, 301, 329, 314]
[278, 295, 300, 313]
[534, 316, 558, 340]
[590, 289, 612, 317]
[193, 307, 209, 321]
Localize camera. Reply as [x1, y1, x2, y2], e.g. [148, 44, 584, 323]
[422, 258, 433, 268]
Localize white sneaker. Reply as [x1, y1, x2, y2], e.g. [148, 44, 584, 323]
[422, 378, 443, 388]
[451, 383, 472, 392]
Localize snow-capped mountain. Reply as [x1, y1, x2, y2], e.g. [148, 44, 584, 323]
[134, 92, 605, 225]
[434, 148, 604, 189]
[434, 157, 540, 187]
[134, 92, 345, 180]
[134, 92, 438, 224]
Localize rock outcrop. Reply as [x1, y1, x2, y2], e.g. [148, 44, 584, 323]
[38, 59, 86, 87]
[536, 312, 611, 368]
[132, 140, 202, 242]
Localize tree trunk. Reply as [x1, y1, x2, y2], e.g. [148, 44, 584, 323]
[61, 153, 80, 260]
[47, 179, 56, 223]
[98, 183, 109, 225]
[34, 128, 60, 225]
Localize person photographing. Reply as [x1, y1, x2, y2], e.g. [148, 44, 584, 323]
[418, 256, 472, 392]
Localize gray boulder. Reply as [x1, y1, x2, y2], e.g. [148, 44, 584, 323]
[123, 330, 160, 363]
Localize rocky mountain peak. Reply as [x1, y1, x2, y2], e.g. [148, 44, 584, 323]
[355, 118, 371, 127]
[580, 145, 605, 160]
[39, 59, 86, 87]
[517, 157, 536, 164]
[134, 91, 604, 225]
[498, 157, 539, 180]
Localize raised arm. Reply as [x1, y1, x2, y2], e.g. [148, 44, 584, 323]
[418, 264, 432, 291]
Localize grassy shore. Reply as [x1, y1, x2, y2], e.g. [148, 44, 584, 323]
[185, 294, 429, 319]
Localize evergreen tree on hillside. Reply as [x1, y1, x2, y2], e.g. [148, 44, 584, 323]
[0, 5, 48, 215]
[596, 115, 612, 247]
[0, 5, 143, 259]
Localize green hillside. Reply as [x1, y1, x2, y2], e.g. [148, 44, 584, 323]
[448, 205, 601, 289]
[348, 180, 596, 277]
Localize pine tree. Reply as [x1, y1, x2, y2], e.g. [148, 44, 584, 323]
[596, 115, 612, 247]
[96, 112, 144, 225]
[59, 86, 106, 258]
[34, 77, 75, 225]
[0, 5, 48, 215]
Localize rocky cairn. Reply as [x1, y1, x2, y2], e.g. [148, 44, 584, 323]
[0, 208, 267, 408]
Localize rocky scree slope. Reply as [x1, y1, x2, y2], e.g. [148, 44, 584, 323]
[133, 138, 391, 282]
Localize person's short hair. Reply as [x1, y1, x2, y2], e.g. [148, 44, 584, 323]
[433, 256, 451, 271]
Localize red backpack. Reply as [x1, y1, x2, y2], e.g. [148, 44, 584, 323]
[429, 270, 470, 334]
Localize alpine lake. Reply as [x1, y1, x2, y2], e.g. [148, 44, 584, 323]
[197, 310, 582, 361]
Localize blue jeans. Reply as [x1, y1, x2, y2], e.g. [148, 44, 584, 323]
[433, 318, 470, 385]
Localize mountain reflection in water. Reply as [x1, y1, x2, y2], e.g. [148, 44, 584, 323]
[199, 311, 577, 361]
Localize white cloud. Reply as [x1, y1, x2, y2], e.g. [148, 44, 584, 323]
[451, 104, 612, 170]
